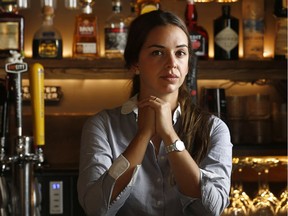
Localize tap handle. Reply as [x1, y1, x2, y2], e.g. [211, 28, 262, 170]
[29, 63, 45, 147]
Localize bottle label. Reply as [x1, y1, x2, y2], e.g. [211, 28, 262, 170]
[77, 19, 96, 37]
[0, 22, 19, 50]
[215, 27, 238, 52]
[75, 42, 97, 54]
[42, 31, 56, 38]
[189, 34, 206, 56]
[275, 17, 288, 56]
[36, 39, 61, 58]
[243, 19, 264, 58]
[105, 27, 128, 52]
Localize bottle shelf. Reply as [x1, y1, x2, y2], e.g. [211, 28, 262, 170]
[0, 58, 286, 80]
[233, 143, 287, 157]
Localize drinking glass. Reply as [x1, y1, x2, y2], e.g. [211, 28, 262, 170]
[250, 158, 280, 216]
[222, 157, 253, 216]
[275, 188, 288, 216]
[275, 158, 288, 216]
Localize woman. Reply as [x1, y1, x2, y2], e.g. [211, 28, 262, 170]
[78, 10, 232, 216]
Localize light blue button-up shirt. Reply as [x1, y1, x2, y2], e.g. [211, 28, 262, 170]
[78, 95, 233, 216]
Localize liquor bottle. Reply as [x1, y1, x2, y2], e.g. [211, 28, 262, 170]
[0, 0, 24, 59]
[186, 55, 198, 104]
[136, 0, 160, 15]
[185, 0, 209, 60]
[125, 0, 137, 27]
[214, 5, 239, 60]
[72, 0, 99, 59]
[104, 0, 128, 59]
[274, 0, 288, 60]
[242, 0, 264, 59]
[32, 5, 63, 59]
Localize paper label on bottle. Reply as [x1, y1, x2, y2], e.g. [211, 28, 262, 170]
[38, 39, 60, 58]
[215, 27, 238, 52]
[78, 19, 96, 37]
[76, 42, 97, 54]
[243, 20, 264, 58]
[0, 22, 19, 49]
[275, 18, 288, 56]
[105, 28, 127, 52]
[42, 31, 56, 38]
[189, 34, 206, 56]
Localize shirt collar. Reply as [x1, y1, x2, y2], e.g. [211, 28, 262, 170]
[121, 94, 181, 124]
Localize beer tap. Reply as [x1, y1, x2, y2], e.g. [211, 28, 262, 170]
[1, 51, 45, 216]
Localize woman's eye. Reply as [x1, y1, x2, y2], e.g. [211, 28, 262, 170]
[151, 50, 163, 56]
[176, 50, 187, 57]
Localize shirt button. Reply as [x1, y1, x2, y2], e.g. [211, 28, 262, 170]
[157, 178, 161, 183]
[160, 156, 165, 160]
[156, 200, 163, 206]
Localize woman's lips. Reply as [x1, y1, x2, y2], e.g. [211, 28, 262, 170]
[161, 74, 178, 82]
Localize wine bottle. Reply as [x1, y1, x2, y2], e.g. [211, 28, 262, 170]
[104, 0, 128, 59]
[274, 0, 288, 60]
[32, 5, 63, 59]
[214, 5, 239, 60]
[185, 0, 209, 60]
[0, 0, 24, 59]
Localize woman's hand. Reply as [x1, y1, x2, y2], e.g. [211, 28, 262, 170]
[138, 100, 156, 139]
[138, 96, 176, 142]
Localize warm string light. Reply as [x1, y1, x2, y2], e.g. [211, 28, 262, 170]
[194, 0, 238, 2]
[215, 0, 238, 2]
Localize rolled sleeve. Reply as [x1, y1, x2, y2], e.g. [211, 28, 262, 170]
[108, 154, 130, 180]
[180, 117, 232, 216]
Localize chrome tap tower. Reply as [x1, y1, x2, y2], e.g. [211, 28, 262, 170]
[0, 51, 45, 216]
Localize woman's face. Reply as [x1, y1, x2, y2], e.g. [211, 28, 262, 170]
[136, 24, 189, 98]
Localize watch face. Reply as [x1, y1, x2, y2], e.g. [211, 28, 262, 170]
[175, 140, 185, 151]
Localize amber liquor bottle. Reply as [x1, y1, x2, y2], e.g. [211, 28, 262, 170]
[185, 0, 209, 60]
[0, 0, 24, 59]
[274, 0, 288, 60]
[105, 0, 127, 59]
[214, 5, 239, 60]
[136, 0, 160, 15]
[32, 5, 63, 59]
[73, 0, 99, 59]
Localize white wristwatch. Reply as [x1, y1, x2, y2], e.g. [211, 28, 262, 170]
[165, 140, 185, 154]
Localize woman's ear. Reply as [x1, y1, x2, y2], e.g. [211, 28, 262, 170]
[131, 65, 140, 75]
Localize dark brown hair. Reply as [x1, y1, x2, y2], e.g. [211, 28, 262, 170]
[124, 10, 212, 164]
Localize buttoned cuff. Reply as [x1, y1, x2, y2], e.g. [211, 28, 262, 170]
[108, 154, 130, 180]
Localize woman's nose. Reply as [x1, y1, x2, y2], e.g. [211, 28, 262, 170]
[165, 54, 177, 69]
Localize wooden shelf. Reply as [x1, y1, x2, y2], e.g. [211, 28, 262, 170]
[233, 143, 287, 157]
[0, 58, 286, 80]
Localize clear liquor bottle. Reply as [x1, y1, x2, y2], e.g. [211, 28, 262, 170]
[136, 0, 160, 15]
[104, 0, 127, 59]
[32, 5, 63, 59]
[214, 5, 239, 60]
[125, 0, 137, 28]
[0, 0, 24, 59]
[72, 0, 99, 59]
[185, 0, 209, 60]
[242, 0, 264, 59]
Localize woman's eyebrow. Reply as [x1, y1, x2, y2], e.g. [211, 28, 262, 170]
[147, 44, 188, 48]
